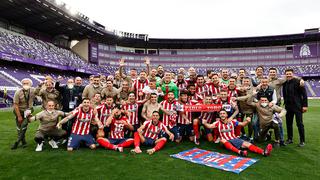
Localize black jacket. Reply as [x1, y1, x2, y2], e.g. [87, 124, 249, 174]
[283, 78, 308, 112]
[55, 82, 84, 112]
[257, 86, 274, 102]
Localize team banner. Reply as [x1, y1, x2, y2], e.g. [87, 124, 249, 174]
[184, 104, 222, 112]
[293, 43, 318, 58]
[170, 148, 258, 174]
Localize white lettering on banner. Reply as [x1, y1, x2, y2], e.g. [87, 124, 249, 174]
[184, 105, 222, 112]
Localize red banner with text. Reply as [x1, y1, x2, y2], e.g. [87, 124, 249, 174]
[184, 104, 222, 112]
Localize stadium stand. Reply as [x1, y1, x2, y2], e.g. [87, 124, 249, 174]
[1, 26, 320, 102]
[0, 28, 111, 74]
[0, 62, 90, 107]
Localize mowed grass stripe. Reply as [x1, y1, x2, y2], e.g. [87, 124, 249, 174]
[0, 100, 319, 179]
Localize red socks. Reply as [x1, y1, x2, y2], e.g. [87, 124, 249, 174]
[97, 138, 134, 149]
[234, 117, 243, 136]
[134, 132, 141, 147]
[193, 123, 200, 139]
[248, 144, 264, 155]
[224, 141, 240, 154]
[118, 139, 134, 148]
[154, 139, 167, 152]
[97, 138, 116, 150]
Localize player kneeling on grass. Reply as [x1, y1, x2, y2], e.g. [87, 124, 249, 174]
[132, 111, 174, 155]
[56, 98, 103, 151]
[202, 109, 272, 157]
[27, 100, 67, 152]
[96, 105, 134, 152]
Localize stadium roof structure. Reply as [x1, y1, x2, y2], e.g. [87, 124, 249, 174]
[1, 0, 320, 49]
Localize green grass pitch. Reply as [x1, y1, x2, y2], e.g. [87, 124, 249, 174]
[0, 100, 319, 179]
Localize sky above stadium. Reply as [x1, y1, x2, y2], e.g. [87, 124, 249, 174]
[62, 0, 320, 39]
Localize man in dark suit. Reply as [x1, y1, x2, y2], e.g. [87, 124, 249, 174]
[74, 77, 85, 106]
[282, 69, 308, 147]
[55, 77, 84, 139]
[55, 78, 79, 112]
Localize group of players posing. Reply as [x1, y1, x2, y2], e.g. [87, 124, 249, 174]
[13, 59, 306, 157]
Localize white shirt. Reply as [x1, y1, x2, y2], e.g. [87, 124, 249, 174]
[142, 86, 164, 96]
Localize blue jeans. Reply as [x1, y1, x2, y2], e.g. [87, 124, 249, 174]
[279, 121, 284, 141]
[252, 113, 260, 140]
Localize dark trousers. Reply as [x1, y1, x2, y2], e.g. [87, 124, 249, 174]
[286, 109, 305, 142]
[259, 121, 280, 142]
[62, 118, 74, 138]
[125, 124, 140, 138]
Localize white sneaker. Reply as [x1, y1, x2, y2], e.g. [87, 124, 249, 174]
[214, 137, 220, 144]
[48, 139, 58, 149]
[61, 139, 67, 145]
[194, 136, 200, 145]
[117, 146, 123, 152]
[35, 142, 43, 152]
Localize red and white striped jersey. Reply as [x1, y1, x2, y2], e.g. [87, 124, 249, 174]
[212, 120, 238, 140]
[195, 84, 210, 100]
[133, 79, 149, 101]
[188, 93, 201, 103]
[71, 107, 95, 135]
[123, 103, 139, 125]
[177, 102, 192, 124]
[110, 117, 129, 139]
[227, 88, 239, 98]
[96, 103, 115, 126]
[207, 82, 221, 95]
[142, 120, 168, 140]
[188, 93, 197, 101]
[185, 79, 195, 85]
[160, 100, 179, 128]
[199, 111, 215, 124]
[176, 81, 187, 92]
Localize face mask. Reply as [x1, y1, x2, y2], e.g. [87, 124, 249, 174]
[23, 85, 30, 91]
[67, 84, 74, 89]
[261, 103, 268, 108]
[93, 84, 99, 88]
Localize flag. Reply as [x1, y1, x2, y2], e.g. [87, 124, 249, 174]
[170, 148, 258, 174]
